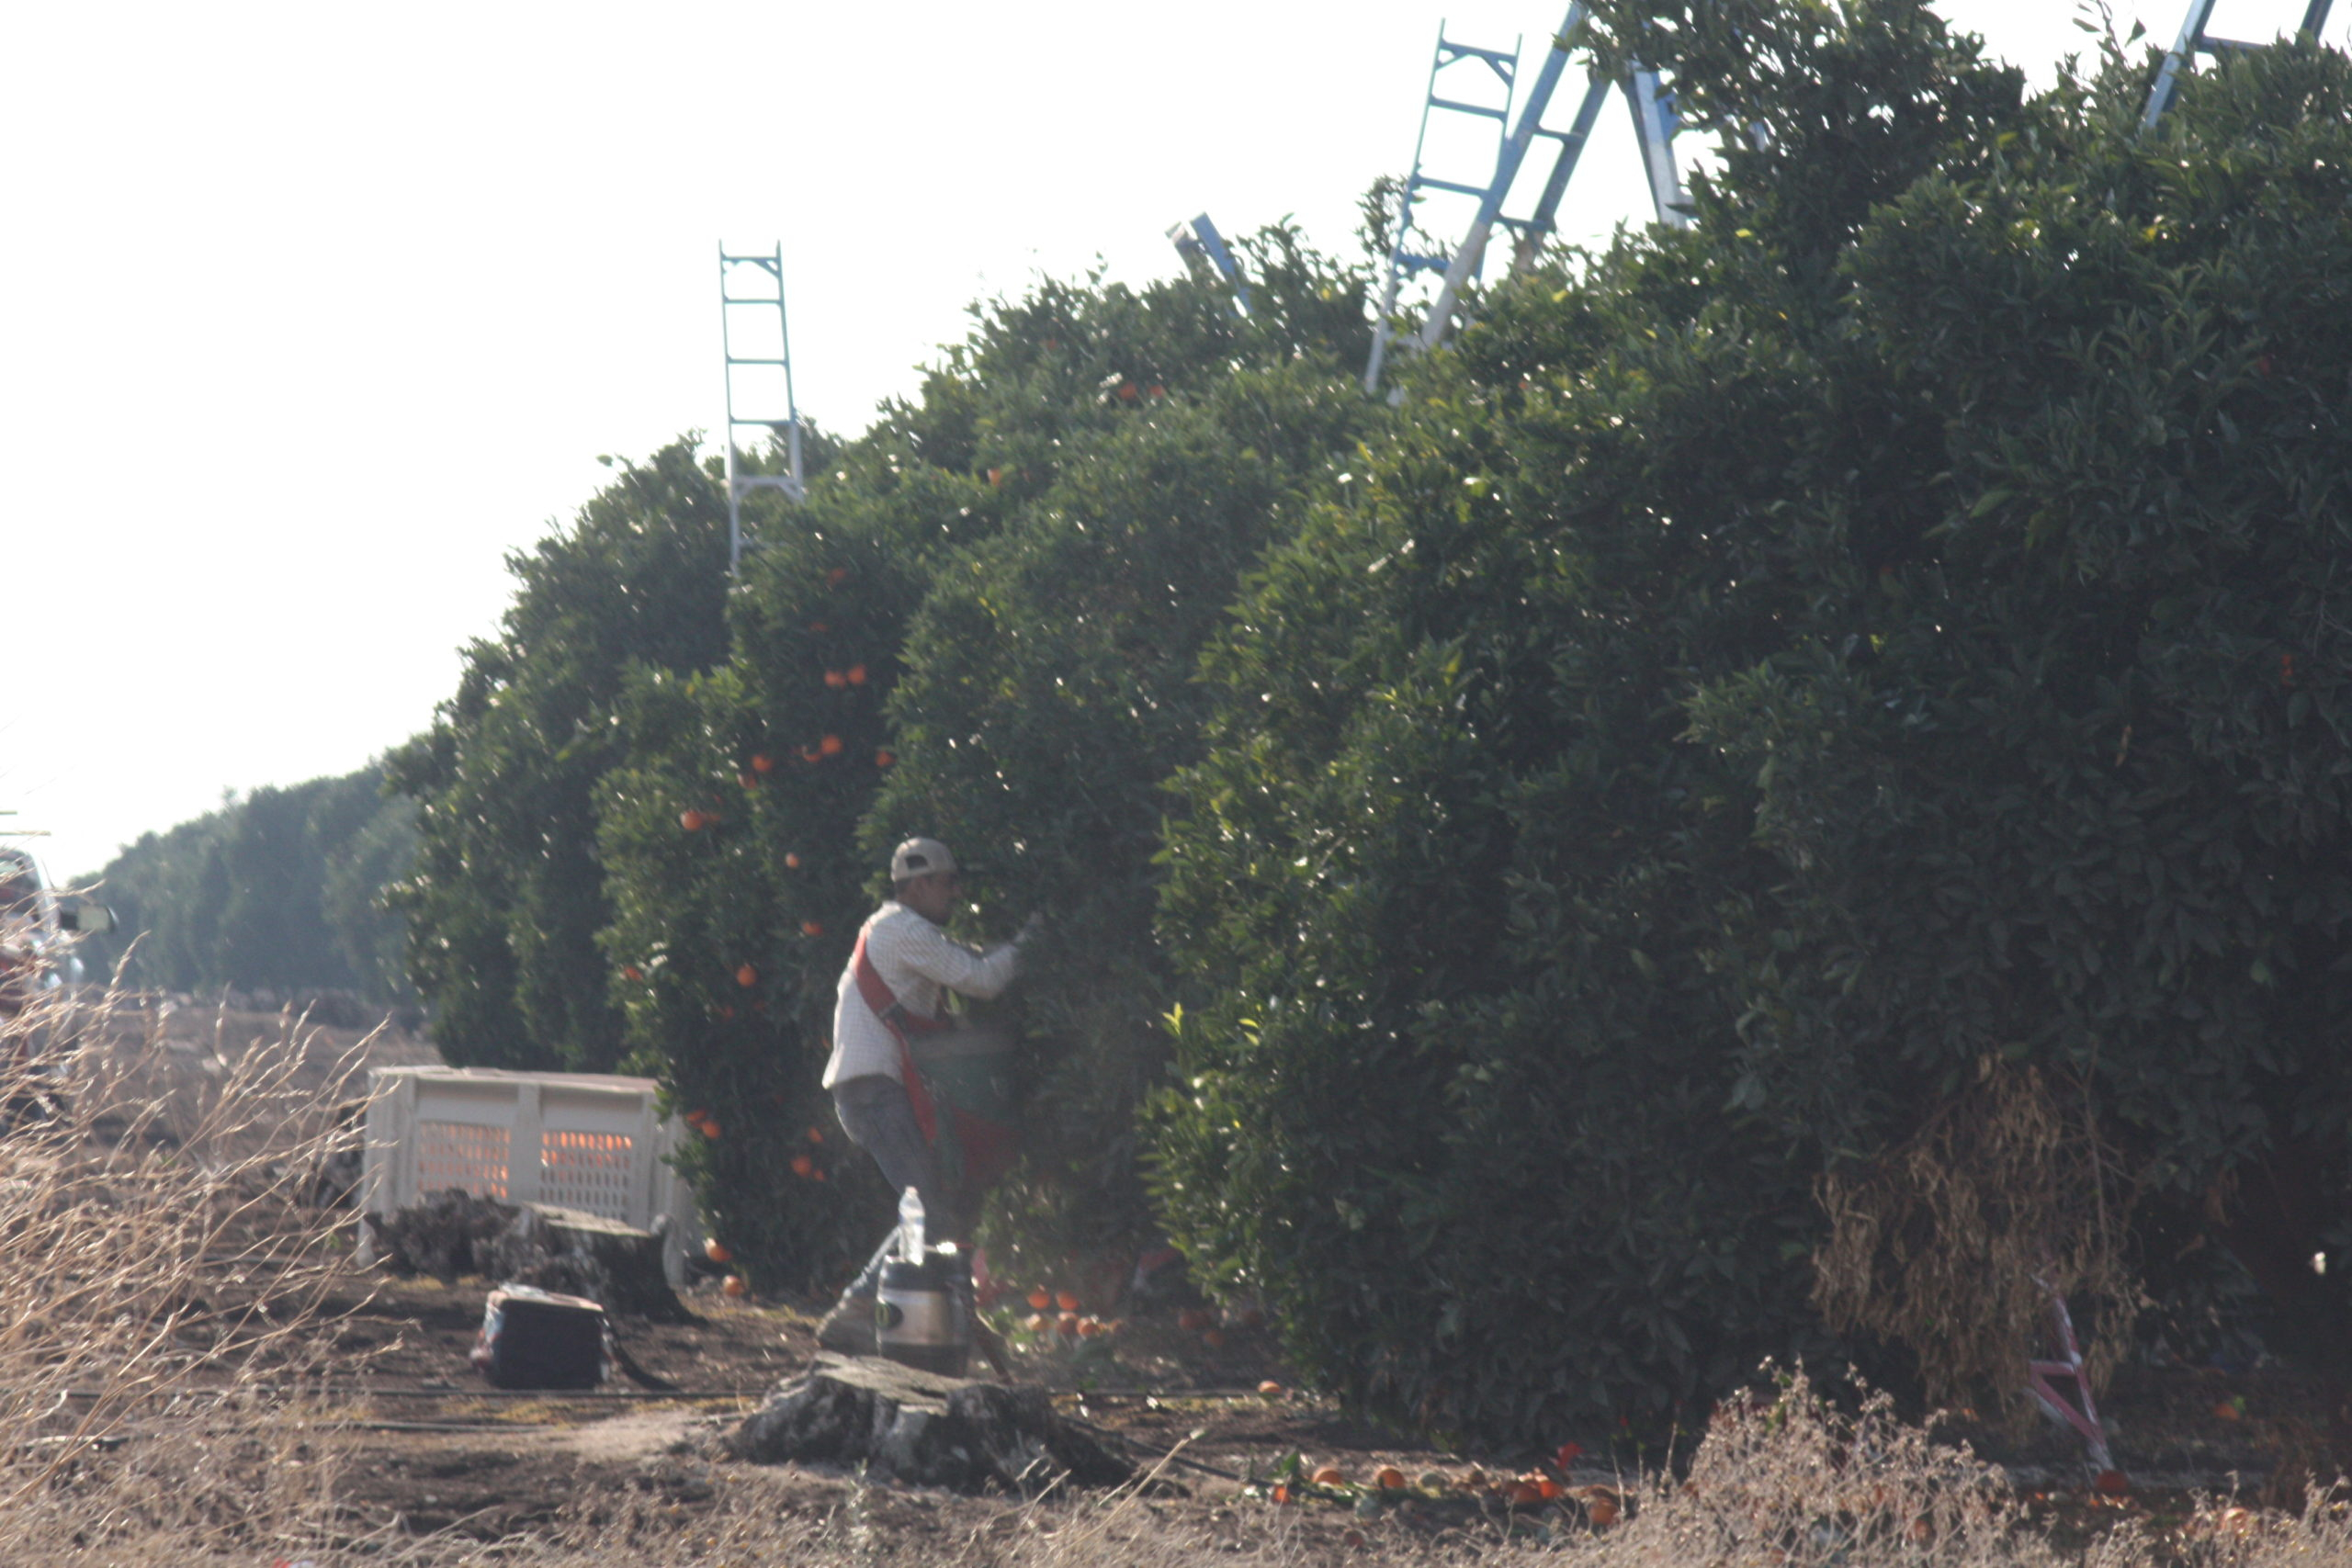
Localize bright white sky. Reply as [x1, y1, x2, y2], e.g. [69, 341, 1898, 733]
[5, 0, 2339, 880]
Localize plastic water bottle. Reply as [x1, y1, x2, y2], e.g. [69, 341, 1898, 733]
[898, 1186, 926, 1262]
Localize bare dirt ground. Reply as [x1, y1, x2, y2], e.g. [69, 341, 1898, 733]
[25, 994, 2352, 1565]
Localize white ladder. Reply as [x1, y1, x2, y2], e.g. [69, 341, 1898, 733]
[718, 245, 806, 574]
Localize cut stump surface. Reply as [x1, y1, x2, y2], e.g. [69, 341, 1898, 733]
[729, 1352, 1132, 1494]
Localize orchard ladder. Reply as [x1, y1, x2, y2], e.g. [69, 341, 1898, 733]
[2143, 0, 2336, 130]
[1169, 213, 1253, 315]
[718, 244, 807, 574]
[2026, 1276, 2118, 1477]
[1365, 6, 1691, 393]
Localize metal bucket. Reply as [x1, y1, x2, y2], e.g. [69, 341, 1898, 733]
[876, 1253, 969, 1376]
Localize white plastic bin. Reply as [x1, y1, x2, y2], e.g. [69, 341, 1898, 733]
[356, 1066, 702, 1285]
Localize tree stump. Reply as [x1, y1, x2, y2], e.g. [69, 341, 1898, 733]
[364, 1190, 686, 1322]
[728, 1353, 1133, 1494]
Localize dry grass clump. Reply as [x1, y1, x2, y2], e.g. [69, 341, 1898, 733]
[1813, 1062, 2143, 1424]
[0, 983, 368, 1564]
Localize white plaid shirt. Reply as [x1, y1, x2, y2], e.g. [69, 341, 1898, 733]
[822, 901, 1022, 1089]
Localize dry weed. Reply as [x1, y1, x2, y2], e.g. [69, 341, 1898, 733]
[1813, 1062, 2143, 1426]
[0, 982, 371, 1564]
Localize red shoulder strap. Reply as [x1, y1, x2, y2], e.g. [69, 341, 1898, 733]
[852, 926, 950, 1036]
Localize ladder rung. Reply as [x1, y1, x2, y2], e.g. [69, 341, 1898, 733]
[727, 356, 791, 367]
[720, 294, 783, 306]
[1436, 40, 1516, 69]
[2198, 33, 2264, 52]
[1413, 175, 1496, 199]
[1428, 96, 1508, 119]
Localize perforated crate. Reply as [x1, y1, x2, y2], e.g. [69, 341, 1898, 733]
[356, 1066, 702, 1284]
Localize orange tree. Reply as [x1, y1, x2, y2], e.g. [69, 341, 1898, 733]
[594, 231, 1377, 1288]
[387, 440, 754, 1069]
[1152, 1, 2036, 1446]
[1682, 33, 2352, 1399]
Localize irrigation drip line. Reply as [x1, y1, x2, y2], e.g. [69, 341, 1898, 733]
[32, 1385, 762, 1403]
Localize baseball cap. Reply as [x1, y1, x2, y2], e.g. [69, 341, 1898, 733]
[890, 837, 959, 881]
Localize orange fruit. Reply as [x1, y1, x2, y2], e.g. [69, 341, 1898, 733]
[1201, 1327, 1227, 1349]
[1027, 1288, 1052, 1311]
[688, 1108, 712, 1126]
[2095, 1470, 2130, 1496]
[824, 670, 847, 689]
[1537, 1477, 1563, 1500]
[735, 964, 757, 987]
[1310, 1465, 1346, 1486]
[751, 753, 775, 774]
[620, 964, 643, 982]
[827, 568, 849, 586]
[1116, 382, 1138, 402]
[810, 1169, 826, 1181]
[1271, 1483, 1291, 1506]
[874, 749, 896, 767]
[1023, 1313, 1047, 1333]
[721, 1274, 746, 1297]
[790, 1154, 813, 1177]
[704, 1238, 732, 1264]
[716, 1006, 734, 1021]
[987, 468, 1002, 487]
[1375, 1467, 1407, 1491]
[847, 664, 867, 685]
[801, 920, 824, 937]
[806, 1126, 824, 1144]
[820, 735, 843, 757]
[699, 1118, 722, 1138]
[1077, 1317, 1101, 1337]
[680, 809, 707, 831]
[1258, 1380, 1284, 1397]
[1507, 1480, 1544, 1507]
[1057, 1312, 1079, 1336]
[785, 852, 802, 869]
[738, 771, 759, 790]
[1588, 1494, 1621, 1527]
[1056, 1290, 1080, 1313]
[800, 745, 822, 763]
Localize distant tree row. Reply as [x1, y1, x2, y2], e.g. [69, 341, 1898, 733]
[75, 767, 416, 1009]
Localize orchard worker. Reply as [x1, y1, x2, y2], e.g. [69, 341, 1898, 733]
[816, 836, 1035, 1354]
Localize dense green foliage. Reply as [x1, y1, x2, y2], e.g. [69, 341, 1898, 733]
[75, 766, 415, 1007]
[387, 440, 751, 1071]
[1154, 3, 2352, 1442]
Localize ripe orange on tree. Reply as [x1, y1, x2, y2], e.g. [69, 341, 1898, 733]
[1056, 1290, 1080, 1313]
[801, 919, 825, 937]
[736, 964, 758, 987]
[820, 735, 844, 757]
[722, 1274, 747, 1297]
[699, 1117, 722, 1138]
[620, 964, 643, 982]
[705, 1238, 732, 1264]
[847, 664, 867, 685]
[790, 1154, 814, 1178]
[680, 809, 708, 831]
[824, 670, 846, 689]
[739, 771, 760, 790]
[874, 749, 896, 767]
[1057, 1312, 1079, 1336]
[1027, 1287, 1052, 1311]
[751, 753, 775, 773]
[785, 852, 803, 869]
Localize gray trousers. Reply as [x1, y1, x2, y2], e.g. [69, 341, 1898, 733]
[832, 1074, 964, 1299]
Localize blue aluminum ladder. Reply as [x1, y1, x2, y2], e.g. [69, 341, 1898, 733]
[1365, 6, 1691, 393]
[718, 244, 807, 574]
[2143, 0, 2336, 130]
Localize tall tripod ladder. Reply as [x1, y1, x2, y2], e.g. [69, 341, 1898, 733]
[718, 244, 807, 574]
[2143, 0, 2337, 130]
[1365, 5, 1690, 394]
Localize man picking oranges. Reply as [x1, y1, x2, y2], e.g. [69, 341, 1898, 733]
[815, 837, 1036, 1355]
